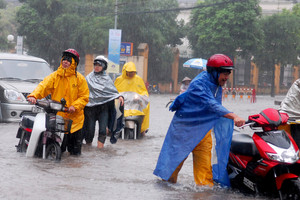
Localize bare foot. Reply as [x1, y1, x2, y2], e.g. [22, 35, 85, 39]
[97, 141, 104, 149]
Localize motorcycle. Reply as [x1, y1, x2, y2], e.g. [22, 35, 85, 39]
[15, 98, 72, 161]
[120, 92, 149, 140]
[148, 83, 160, 94]
[227, 108, 300, 199]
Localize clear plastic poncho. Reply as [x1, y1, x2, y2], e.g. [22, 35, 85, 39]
[85, 71, 120, 107]
[280, 79, 300, 119]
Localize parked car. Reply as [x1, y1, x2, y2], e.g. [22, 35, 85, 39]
[0, 53, 52, 122]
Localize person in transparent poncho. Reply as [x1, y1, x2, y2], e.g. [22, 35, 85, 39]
[83, 55, 124, 149]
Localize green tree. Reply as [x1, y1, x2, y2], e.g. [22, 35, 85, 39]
[0, 0, 18, 52]
[16, 0, 113, 67]
[255, 10, 300, 96]
[188, 0, 262, 59]
[16, 0, 184, 82]
[117, 0, 185, 82]
[0, 0, 5, 8]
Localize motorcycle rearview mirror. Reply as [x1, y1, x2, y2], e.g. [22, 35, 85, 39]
[60, 98, 66, 107]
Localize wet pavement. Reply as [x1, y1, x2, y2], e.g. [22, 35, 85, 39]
[0, 94, 280, 200]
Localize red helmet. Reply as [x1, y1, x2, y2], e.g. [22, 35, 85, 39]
[62, 48, 80, 65]
[206, 54, 234, 70]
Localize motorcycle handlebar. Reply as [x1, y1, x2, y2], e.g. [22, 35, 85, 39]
[35, 99, 69, 112]
[239, 121, 255, 129]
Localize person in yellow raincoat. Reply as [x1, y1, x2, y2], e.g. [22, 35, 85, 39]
[114, 62, 150, 135]
[27, 49, 89, 155]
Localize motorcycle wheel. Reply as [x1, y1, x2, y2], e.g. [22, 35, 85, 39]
[280, 179, 300, 200]
[46, 142, 62, 161]
[124, 128, 135, 139]
[16, 130, 29, 153]
[129, 129, 134, 139]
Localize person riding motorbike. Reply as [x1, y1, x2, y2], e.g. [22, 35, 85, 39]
[82, 55, 124, 149]
[153, 54, 245, 186]
[27, 48, 89, 155]
[114, 62, 150, 135]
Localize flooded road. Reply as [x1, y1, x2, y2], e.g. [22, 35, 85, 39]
[0, 94, 280, 200]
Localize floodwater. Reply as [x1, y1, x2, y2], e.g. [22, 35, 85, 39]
[0, 94, 281, 200]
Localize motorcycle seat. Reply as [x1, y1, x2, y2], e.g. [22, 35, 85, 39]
[231, 133, 260, 157]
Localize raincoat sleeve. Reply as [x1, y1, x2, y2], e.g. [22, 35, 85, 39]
[71, 74, 89, 111]
[28, 73, 56, 99]
[169, 92, 187, 111]
[194, 83, 230, 116]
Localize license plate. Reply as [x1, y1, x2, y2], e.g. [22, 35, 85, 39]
[32, 106, 43, 113]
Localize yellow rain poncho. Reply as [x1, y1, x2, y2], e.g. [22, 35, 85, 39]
[114, 62, 150, 133]
[28, 58, 89, 133]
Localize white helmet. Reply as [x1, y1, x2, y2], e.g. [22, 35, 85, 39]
[94, 55, 108, 70]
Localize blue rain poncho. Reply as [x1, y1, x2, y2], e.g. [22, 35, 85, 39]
[153, 71, 233, 186]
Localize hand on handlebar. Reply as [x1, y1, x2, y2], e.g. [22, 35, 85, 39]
[68, 105, 76, 113]
[27, 96, 37, 104]
[234, 116, 246, 127]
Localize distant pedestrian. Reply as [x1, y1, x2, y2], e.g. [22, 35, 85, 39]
[179, 77, 191, 94]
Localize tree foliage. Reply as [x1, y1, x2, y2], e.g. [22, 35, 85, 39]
[116, 0, 185, 82]
[255, 11, 300, 68]
[0, 0, 5, 8]
[253, 10, 300, 96]
[188, 0, 262, 59]
[16, 0, 184, 81]
[0, 0, 18, 52]
[16, 0, 113, 66]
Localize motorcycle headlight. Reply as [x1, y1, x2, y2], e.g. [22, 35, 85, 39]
[267, 153, 282, 162]
[49, 102, 63, 111]
[4, 89, 26, 102]
[267, 143, 299, 163]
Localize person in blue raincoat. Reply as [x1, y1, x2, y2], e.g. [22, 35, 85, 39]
[153, 54, 245, 186]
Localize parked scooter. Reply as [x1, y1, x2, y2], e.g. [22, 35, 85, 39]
[228, 108, 300, 199]
[121, 92, 149, 139]
[16, 98, 72, 161]
[148, 83, 160, 94]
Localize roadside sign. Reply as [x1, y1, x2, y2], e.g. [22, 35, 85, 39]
[108, 29, 122, 73]
[120, 42, 133, 56]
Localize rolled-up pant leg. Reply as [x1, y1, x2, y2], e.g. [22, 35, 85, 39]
[168, 157, 187, 183]
[192, 130, 213, 186]
[97, 103, 109, 144]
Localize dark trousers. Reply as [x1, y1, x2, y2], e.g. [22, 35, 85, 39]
[61, 129, 82, 155]
[83, 103, 109, 144]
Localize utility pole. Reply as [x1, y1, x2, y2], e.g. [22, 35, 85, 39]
[114, 0, 118, 29]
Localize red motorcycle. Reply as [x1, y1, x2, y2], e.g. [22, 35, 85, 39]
[228, 108, 300, 199]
